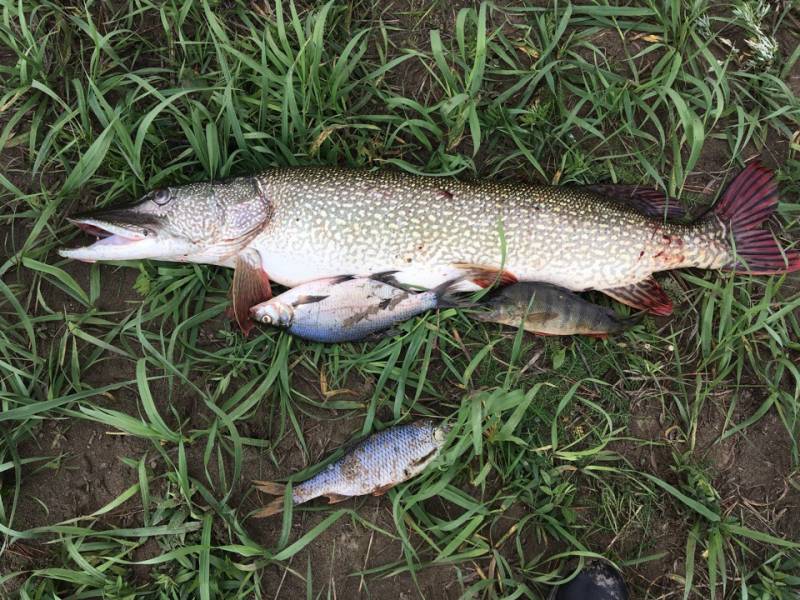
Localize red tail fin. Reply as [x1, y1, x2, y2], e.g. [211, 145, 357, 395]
[714, 162, 800, 274]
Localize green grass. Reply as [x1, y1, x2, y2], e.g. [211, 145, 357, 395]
[1, 0, 800, 598]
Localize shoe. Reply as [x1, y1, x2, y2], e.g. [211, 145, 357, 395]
[549, 560, 629, 600]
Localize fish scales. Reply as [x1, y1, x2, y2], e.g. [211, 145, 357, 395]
[250, 274, 462, 342]
[292, 420, 442, 503]
[253, 420, 447, 516]
[60, 162, 800, 326]
[253, 168, 723, 290]
[477, 281, 640, 336]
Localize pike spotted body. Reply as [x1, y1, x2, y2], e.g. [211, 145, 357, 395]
[60, 164, 800, 332]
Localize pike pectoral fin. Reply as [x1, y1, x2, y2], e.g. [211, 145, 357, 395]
[585, 184, 687, 220]
[452, 262, 518, 288]
[601, 277, 673, 316]
[232, 250, 272, 336]
[325, 493, 350, 504]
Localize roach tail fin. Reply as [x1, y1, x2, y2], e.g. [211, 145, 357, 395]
[253, 497, 286, 518]
[252, 481, 289, 518]
[713, 162, 800, 274]
[253, 480, 286, 495]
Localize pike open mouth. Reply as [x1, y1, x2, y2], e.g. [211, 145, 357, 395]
[73, 220, 146, 244]
[59, 218, 152, 262]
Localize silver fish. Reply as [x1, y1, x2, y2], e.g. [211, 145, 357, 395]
[475, 282, 641, 337]
[249, 273, 462, 343]
[60, 164, 799, 332]
[253, 419, 448, 517]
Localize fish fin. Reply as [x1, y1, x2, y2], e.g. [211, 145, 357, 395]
[232, 250, 271, 336]
[292, 295, 328, 307]
[253, 480, 286, 495]
[368, 270, 402, 286]
[585, 333, 609, 340]
[617, 311, 646, 329]
[712, 162, 800, 274]
[430, 276, 472, 308]
[325, 493, 350, 504]
[362, 327, 401, 342]
[327, 274, 356, 285]
[253, 497, 286, 518]
[372, 484, 395, 496]
[601, 278, 673, 316]
[524, 311, 559, 324]
[586, 184, 687, 220]
[452, 262, 518, 288]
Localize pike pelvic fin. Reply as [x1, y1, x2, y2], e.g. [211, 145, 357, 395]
[452, 262, 518, 288]
[601, 277, 673, 316]
[585, 184, 688, 220]
[713, 162, 800, 274]
[232, 250, 272, 336]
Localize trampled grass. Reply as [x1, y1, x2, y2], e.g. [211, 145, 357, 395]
[1, 0, 799, 597]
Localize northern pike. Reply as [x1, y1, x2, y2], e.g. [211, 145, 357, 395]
[60, 163, 799, 332]
[250, 272, 462, 343]
[475, 282, 641, 338]
[252, 419, 448, 517]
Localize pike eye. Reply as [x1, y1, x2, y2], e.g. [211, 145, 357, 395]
[152, 189, 171, 206]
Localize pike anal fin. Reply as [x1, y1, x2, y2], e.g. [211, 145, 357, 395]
[601, 277, 673, 316]
[232, 249, 272, 336]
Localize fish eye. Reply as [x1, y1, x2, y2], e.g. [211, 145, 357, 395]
[151, 189, 171, 206]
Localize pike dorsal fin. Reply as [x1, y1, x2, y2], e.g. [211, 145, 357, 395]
[585, 184, 688, 221]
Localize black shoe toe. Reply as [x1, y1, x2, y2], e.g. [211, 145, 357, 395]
[553, 561, 629, 600]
